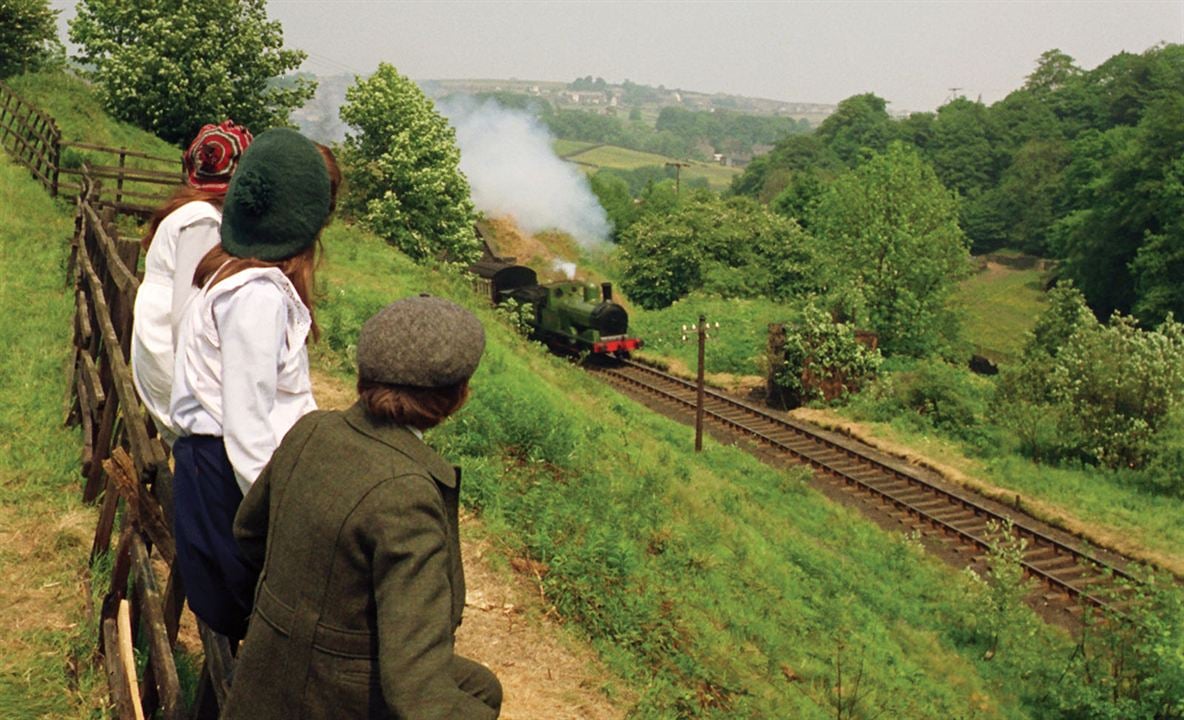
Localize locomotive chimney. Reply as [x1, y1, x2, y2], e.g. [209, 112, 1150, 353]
[602, 282, 613, 302]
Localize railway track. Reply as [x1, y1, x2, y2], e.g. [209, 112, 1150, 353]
[590, 358, 1141, 616]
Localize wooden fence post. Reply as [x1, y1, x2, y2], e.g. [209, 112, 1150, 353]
[115, 149, 126, 208]
[50, 125, 61, 197]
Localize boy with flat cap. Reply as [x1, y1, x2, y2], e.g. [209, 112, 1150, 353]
[222, 295, 502, 720]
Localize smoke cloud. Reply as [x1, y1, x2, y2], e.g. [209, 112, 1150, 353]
[437, 96, 610, 247]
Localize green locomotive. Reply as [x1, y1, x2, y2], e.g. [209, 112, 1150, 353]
[470, 259, 642, 356]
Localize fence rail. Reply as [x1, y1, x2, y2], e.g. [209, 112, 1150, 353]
[0, 80, 183, 217]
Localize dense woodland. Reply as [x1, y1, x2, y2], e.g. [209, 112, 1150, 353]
[733, 46, 1184, 326]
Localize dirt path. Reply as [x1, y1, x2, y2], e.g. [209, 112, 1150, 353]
[312, 370, 629, 719]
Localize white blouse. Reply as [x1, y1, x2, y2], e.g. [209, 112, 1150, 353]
[130, 201, 222, 443]
[170, 267, 317, 495]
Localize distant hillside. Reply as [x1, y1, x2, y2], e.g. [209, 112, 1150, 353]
[425, 76, 836, 123]
[291, 73, 838, 145]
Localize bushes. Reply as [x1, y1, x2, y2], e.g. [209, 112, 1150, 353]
[850, 358, 998, 450]
[618, 192, 814, 310]
[775, 301, 882, 406]
[996, 284, 1184, 474]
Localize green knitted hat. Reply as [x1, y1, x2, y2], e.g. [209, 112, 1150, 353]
[219, 128, 331, 261]
[357, 295, 486, 388]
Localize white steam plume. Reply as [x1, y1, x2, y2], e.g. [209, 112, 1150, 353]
[437, 96, 610, 247]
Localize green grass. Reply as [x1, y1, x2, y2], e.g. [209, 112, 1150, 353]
[7, 72, 181, 159]
[951, 255, 1048, 364]
[8, 72, 184, 211]
[628, 292, 791, 378]
[553, 139, 598, 158]
[0, 154, 106, 719]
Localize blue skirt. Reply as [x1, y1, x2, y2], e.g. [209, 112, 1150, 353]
[173, 435, 255, 639]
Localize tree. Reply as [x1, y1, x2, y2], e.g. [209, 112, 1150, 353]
[997, 284, 1184, 470]
[589, 172, 636, 240]
[0, 0, 60, 78]
[619, 192, 814, 309]
[1024, 49, 1082, 94]
[815, 93, 898, 167]
[338, 63, 479, 264]
[807, 143, 970, 356]
[69, 0, 313, 145]
[926, 97, 1001, 197]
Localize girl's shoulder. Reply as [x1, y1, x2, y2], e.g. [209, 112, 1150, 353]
[164, 200, 222, 230]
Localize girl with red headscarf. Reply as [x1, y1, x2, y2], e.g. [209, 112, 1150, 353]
[131, 120, 252, 444]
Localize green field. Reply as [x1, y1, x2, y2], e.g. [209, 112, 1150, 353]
[629, 292, 789, 378]
[561, 143, 740, 190]
[952, 252, 1049, 364]
[0, 154, 106, 719]
[553, 138, 598, 157]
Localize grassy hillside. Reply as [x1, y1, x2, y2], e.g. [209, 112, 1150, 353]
[0, 154, 105, 718]
[7, 72, 181, 159]
[312, 225, 1076, 718]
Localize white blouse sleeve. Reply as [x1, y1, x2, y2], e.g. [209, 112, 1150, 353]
[170, 218, 221, 335]
[212, 281, 288, 495]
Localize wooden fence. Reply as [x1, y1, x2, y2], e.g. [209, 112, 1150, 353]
[0, 80, 182, 217]
[3, 77, 238, 718]
[66, 174, 236, 720]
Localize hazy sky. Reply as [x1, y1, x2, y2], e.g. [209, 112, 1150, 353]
[50, 1, 1183, 111]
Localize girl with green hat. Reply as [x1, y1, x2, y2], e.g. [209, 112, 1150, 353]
[168, 128, 339, 639]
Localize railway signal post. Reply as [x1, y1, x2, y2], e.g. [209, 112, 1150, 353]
[682, 315, 719, 452]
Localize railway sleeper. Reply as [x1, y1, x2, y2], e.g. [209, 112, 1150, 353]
[1030, 556, 1080, 572]
[1023, 547, 1062, 563]
[911, 497, 952, 511]
[893, 490, 936, 504]
[932, 510, 979, 526]
[1048, 564, 1098, 582]
[811, 450, 849, 466]
[1065, 573, 1112, 589]
[874, 479, 916, 493]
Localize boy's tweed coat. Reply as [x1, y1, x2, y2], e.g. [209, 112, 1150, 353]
[221, 402, 500, 719]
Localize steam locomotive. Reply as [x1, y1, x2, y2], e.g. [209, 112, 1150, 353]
[470, 258, 643, 356]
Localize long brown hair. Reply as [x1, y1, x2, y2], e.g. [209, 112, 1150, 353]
[141, 185, 225, 249]
[192, 243, 321, 342]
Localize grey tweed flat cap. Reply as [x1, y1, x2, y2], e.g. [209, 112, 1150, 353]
[357, 295, 486, 387]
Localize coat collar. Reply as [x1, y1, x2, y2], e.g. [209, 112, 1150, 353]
[342, 402, 456, 488]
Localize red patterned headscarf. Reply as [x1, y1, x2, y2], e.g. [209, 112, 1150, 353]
[183, 120, 254, 192]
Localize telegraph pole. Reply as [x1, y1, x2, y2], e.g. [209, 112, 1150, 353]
[665, 161, 689, 193]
